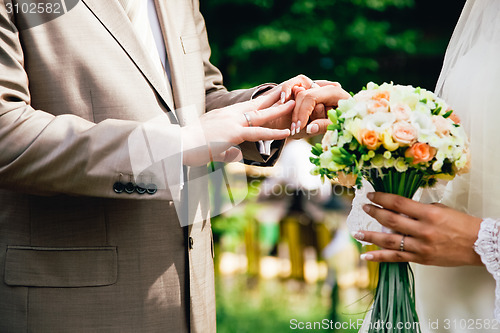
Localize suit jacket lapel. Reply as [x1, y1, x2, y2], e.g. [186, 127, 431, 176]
[154, 0, 194, 127]
[80, 0, 177, 120]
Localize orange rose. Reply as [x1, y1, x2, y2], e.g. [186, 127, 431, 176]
[405, 143, 437, 164]
[373, 90, 390, 101]
[448, 112, 461, 124]
[337, 171, 357, 188]
[360, 129, 381, 150]
[367, 99, 389, 114]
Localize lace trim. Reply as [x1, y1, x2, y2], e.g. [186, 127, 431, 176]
[474, 218, 500, 321]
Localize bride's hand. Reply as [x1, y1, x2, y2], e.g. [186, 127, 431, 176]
[181, 90, 294, 166]
[289, 82, 351, 137]
[352, 192, 483, 266]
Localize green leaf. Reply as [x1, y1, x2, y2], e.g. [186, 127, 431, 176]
[311, 144, 323, 156]
[443, 110, 453, 118]
[309, 157, 319, 165]
[432, 106, 442, 115]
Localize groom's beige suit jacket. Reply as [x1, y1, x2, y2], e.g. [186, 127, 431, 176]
[0, 0, 279, 331]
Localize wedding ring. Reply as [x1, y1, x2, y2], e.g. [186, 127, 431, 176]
[243, 112, 253, 127]
[400, 235, 406, 252]
[310, 81, 320, 88]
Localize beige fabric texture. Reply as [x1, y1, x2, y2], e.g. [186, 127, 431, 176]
[0, 0, 279, 331]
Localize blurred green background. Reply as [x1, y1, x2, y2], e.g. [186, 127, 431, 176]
[200, 0, 466, 332]
[202, 0, 465, 92]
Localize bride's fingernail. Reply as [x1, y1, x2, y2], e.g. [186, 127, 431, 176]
[306, 123, 319, 134]
[291, 122, 296, 135]
[280, 92, 286, 104]
[351, 231, 365, 240]
[360, 253, 374, 261]
[362, 204, 371, 213]
[296, 121, 301, 134]
[367, 192, 375, 200]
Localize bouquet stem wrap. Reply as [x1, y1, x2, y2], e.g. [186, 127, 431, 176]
[365, 168, 423, 333]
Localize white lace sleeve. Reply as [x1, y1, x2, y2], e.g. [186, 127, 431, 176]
[474, 218, 500, 321]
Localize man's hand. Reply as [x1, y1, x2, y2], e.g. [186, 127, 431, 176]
[181, 90, 294, 166]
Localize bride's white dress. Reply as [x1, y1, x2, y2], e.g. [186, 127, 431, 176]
[347, 0, 500, 331]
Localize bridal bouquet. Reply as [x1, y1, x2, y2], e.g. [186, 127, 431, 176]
[310, 82, 469, 332]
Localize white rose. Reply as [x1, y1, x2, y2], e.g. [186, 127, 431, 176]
[321, 130, 338, 150]
[410, 111, 436, 139]
[363, 112, 396, 133]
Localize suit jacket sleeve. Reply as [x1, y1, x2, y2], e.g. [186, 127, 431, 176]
[191, 0, 285, 166]
[0, 2, 182, 201]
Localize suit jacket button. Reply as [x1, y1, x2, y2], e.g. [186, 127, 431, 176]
[113, 182, 125, 193]
[125, 182, 136, 194]
[188, 237, 194, 249]
[146, 183, 157, 195]
[136, 183, 147, 194]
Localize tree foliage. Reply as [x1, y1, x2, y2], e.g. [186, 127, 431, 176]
[201, 0, 466, 92]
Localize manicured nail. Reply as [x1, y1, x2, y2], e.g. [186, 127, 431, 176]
[280, 92, 286, 104]
[296, 121, 301, 134]
[362, 204, 371, 213]
[351, 231, 365, 241]
[360, 253, 374, 261]
[291, 122, 296, 135]
[367, 192, 374, 200]
[306, 123, 319, 134]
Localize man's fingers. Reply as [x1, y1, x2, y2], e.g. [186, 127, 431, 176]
[367, 192, 430, 220]
[242, 127, 290, 142]
[250, 89, 281, 110]
[311, 103, 326, 120]
[245, 100, 295, 127]
[363, 203, 422, 236]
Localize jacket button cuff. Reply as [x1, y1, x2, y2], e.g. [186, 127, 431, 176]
[113, 182, 125, 193]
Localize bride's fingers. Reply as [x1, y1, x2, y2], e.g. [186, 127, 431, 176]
[367, 192, 431, 221]
[280, 74, 313, 103]
[292, 85, 350, 133]
[305, 119, 331, 135]
[360, 249, 419, 263]
[363, 203, 422, 237]
[353, 231, 417, 253]
[314, 80, 342, 88]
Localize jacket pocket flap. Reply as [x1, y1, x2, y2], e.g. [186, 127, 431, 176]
[4, 246, 118, 288]
[180, 34, 201, 54]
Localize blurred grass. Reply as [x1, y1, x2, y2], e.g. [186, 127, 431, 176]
[216, 275, 366, 333]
